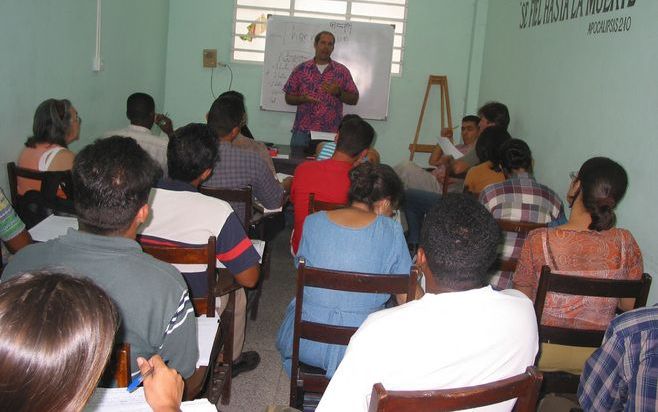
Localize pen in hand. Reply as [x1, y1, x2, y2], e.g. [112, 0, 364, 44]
[127, 365, 155, 393]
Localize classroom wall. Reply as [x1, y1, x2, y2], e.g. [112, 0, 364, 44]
[163, 0, 488, 164]
[0, 0, 170, 193]
[479, 1, 658, 302]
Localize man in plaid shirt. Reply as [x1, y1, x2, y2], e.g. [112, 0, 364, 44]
[578, 305, 658, 411]
[479, 139, 565, 289]
[204, 95, 290, 224]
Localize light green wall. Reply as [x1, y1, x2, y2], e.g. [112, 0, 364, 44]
[479, 1, 658, 302]
[163, 0, 487, 165]
[0, 0, 170, 193]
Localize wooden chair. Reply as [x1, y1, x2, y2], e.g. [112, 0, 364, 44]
[6, 161, 75, 228]
[369, 366, 543, 412]
[308, 193, 347, 214]
[493, 220, 547, 273]
[99, 343, 132, 388]
[139, 236, 233, 405]
[199, 185, 268, 321]
[534, 265, 652, 395]
[289, 259, 419, 408]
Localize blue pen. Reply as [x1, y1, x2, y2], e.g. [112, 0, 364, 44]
[127, 358, 169, 393]
[127, 366, 154, 393]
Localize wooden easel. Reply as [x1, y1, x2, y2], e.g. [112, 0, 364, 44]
[409, 75, 453, 161]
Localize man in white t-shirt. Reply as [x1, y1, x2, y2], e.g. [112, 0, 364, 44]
[104, 92, 174, 173]
[317, 194, 538, 412]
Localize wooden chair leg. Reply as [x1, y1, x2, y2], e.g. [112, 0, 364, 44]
[220, 290, 235, 405]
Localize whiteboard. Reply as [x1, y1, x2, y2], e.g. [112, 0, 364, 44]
[260, 16, 394, 120]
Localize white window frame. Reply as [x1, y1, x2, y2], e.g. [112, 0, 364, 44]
[232, 0, 407, 76]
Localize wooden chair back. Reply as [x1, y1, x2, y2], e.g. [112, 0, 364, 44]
[140, 236, 217, 317]
[308, 193, 347, 214]
[534, 265, 652, 394]
[100, 343, 131, 388]
[368, 366, 543, 412]
[290, 259, 419, 407]
[493, 219, 547, 273]
[6, 161, 75, 228]
[200, 186, 253, 229]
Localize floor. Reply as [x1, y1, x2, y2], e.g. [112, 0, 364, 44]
[219, 227, 296, 412]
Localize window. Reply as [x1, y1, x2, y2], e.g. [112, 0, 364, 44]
[233, 0, 407, 74]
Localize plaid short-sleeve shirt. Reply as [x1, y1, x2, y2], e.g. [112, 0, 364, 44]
[579, 305, 658, 411]
[283, 59, 358, 133]
[479, 173, 565, 289]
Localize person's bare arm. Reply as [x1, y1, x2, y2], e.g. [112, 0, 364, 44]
[5, 230, 31, 254]
[233, 265, 260, 289]
[339, 90, 359, 105]
[428, 145, 444, 166]
[285, 93, 319, 105]
[48, 149, 75, 171]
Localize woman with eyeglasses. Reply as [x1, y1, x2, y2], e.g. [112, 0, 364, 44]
[277, 162, 411, 378]
[513, 157, 643, 372]
[17, 98, 80, 196]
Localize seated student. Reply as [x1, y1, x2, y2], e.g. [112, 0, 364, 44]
[17, 98, 80, 195]
[139, 123, 261, 377]
[394, 115, 479, 194]
[317, 194, 538, 411]
[0, 271, 183, 412]
[449, 101, 510, 175]
[578, 305, 658, 411]
[316, 115, 381, 165]
[104, 92, 174, 174]
[0, 188, 31, 254]
[277, 163, 411, 378]
[402, 103, 511, 245]
[290, 115, 375, 254]
[204, 95, 290, 225]
[4, 136, 200, 384]
[219, 90, 277, 176]
[463, 126, 511, 195]
[513, 157, 643, 372]
[479, 139, 565, 289]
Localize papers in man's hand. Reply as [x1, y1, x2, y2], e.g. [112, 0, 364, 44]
[196, 315, 220, 367]
[437, 137, 464, 159]
[28, 214, 78, 242]
[84, 387, 215, 412]
[310, 131, 336, 141]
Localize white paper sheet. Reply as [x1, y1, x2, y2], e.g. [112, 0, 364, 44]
[85, 387, 215, 412]
[28, 215, 78, 242]
[437, 137, 464, 159]
[196, 315, 220, 367]
[310, 131, 337, 141]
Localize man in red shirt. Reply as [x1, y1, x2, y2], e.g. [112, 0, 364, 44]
[290, 115, 375, 254]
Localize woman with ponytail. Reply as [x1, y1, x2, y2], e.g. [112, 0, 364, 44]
[513, 157, 643, 372]
[276, 162, 412, 378]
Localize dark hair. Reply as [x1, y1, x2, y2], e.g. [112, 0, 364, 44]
[207, 95, 245, 137]
[576, 157, 628, 231]
[126, 93, 155, 125]
[0, 271, 118, 412]
[499, 138, 532, 174]
[73, 136, 161, 234]
[217, 90, 254, 139]
[314, 31, 335, 45]
[462, 115, 480, 126]
[335, 116, 375, 157]
[25, 98, 73, 148]
[420, 194, 501, 287]
[348, 163, 404, 210]
[478, 101, 510, 130]
[475, 126, 511, 171]
[168, 123, 218, 183]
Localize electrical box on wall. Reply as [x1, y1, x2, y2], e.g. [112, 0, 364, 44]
[203, 49, 217, 68]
